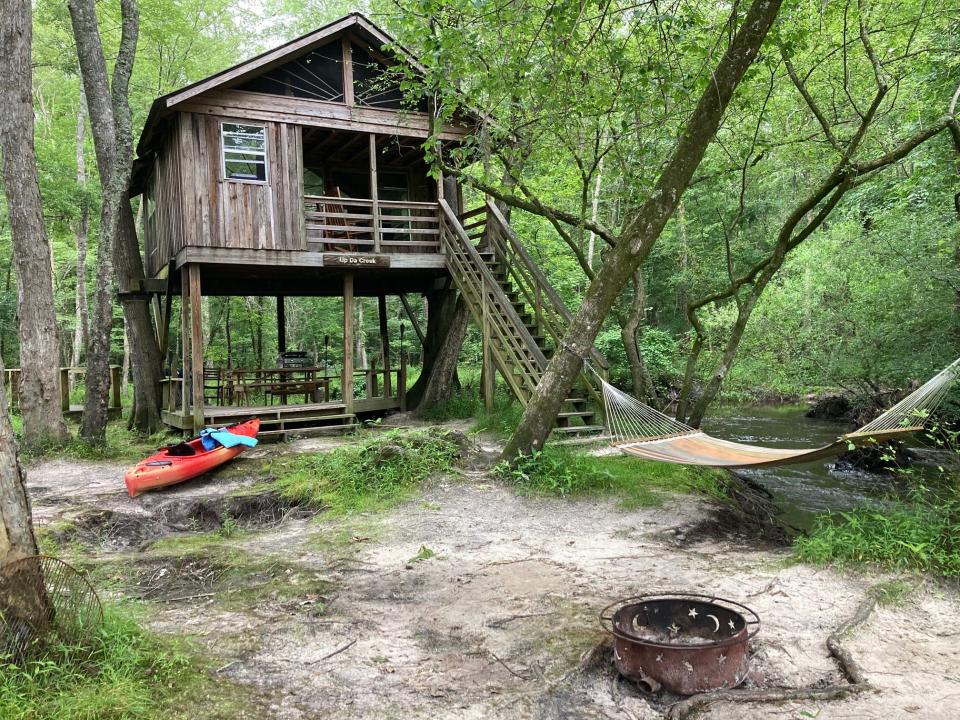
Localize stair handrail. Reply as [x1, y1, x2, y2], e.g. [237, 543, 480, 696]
[483, 200, 609, 372]
[484, 198, 610, 414]
[439, 199, 548, 402]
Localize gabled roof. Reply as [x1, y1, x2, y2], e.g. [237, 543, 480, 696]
[136, 12, 430, 156]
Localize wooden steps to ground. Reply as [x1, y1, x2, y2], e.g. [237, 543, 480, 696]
[201, 401, 359, 441]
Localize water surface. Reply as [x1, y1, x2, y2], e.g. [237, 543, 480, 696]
[701, 404, 900, 530]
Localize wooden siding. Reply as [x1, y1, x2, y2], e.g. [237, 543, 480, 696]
[172, 112, 304, 255]
[145, 115, 186, 277]
[178, 89, 470, 141]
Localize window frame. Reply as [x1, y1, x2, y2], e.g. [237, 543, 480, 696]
[220, 122, 269, 184]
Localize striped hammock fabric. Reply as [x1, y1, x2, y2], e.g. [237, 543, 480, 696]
[594, 359, 959, 469]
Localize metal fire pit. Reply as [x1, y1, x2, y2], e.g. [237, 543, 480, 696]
[600, 592, 760, 695]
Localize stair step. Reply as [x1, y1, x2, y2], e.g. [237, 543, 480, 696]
[551, 424, 606, 435]
[557, 411, 596, 418]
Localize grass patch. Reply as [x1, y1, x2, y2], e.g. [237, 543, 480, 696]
[794, 502, 960, 578]
[0, 603, 263, 720]
[421, 380, 524, 438]
[870, 578, 917, 606]
[19, 420, 176, 465]
[494, 446, 727, 508]
[272, 427, 464, 514]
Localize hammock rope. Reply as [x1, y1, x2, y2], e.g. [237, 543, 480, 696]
[588, 358, 960, 469]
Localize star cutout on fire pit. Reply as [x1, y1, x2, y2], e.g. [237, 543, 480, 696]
[718, 654, 727, 665]
[683, 660, 694, 673]
[728, 619, 736, 631]
[655, 654, 663, 663]
[688, 608, 698, 618]
[668, 622, 680, 635]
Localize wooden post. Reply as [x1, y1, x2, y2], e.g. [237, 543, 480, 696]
[378, 294, 391, 397]
[399, 350, 407, 412]
[342, 273, 354, 415]
[188, 265, 204, 430]
[369, 134, 380, 252]
[180, 271, 190, 418]
[158, 260, 174, 365]
[60, 368, 70, 412]
[342, 37, 354, 106]
[482, 294, 494, 411]
[277, 295, 286, 355]
[110, 365, 122, 409]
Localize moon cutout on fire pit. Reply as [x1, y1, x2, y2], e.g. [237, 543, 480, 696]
[707, 614, 720, 632]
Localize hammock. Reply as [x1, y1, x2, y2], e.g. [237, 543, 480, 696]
[594, 358, 960, 468]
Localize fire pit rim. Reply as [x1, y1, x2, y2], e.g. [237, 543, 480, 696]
[599, 591, 760, 651]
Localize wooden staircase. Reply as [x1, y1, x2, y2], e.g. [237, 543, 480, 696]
[202, 402, 360, 441]
[439, 199, 609, 438]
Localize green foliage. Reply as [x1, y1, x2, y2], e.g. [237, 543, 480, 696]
[273, 428, 463, 513]
[794, 502, 960, 578]
[18, 420, 175, 464]
[493, 446, 727, 508]
[796, 420, 960, 578]
[0, 605, 189, 720]
[407, 545, 436, 564]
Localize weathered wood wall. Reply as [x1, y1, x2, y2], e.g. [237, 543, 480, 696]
[144, 115, 187, 277]
[173, 113, 304, 256]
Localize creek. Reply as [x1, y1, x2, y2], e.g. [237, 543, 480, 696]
[702, 404, 922, 531]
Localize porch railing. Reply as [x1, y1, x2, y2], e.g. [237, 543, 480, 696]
[161, 365, 406, 413]
[303, 195, 440, 253]
[3, 365, 123, 415]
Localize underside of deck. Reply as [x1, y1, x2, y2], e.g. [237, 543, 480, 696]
[164, 247, 450, 297]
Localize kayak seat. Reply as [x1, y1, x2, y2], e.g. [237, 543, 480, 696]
[166, 442, 197, 457]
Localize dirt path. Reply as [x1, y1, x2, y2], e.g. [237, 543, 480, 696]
[24, 436, 960, 720]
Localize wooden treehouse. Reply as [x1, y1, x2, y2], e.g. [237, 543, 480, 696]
[131, 13, 608, 440]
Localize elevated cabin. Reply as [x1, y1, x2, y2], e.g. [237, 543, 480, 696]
[133, 13, 607, 438]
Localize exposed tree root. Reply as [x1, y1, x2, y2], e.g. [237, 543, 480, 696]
[665, 590, 878, 719]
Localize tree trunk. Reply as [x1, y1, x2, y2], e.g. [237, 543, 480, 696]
[407, 288, 466, 411]
[356, 299, 368, 370]
[502, 0, 784, 460]
[70, 0, 153, 441]
[118, 203, 162, 434]
[620, 274, 657, 402]
[71, 89, 90, 372]
[225, 300, 232, 369]
[0, 0, 70, 446]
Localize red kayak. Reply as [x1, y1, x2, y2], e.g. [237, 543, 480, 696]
[124, 418, 260, 497]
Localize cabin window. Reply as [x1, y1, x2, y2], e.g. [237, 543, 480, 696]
[221, 123, 267, 182]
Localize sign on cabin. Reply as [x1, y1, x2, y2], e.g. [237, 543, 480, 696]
[325, 254, 391, 268]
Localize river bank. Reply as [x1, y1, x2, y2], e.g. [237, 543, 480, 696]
[21, 425, 960, 719]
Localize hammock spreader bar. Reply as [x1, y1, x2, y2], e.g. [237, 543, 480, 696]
[592, 358, 960, 469]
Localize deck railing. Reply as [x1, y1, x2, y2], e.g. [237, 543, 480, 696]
[303, 195, 440, 253]
[162, 365, 406, 413]
[3, 366, 123, 416]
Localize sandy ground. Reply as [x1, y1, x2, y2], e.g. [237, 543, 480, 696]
[24, 431, 960, 720]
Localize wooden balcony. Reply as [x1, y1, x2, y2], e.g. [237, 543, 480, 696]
[304, 195, 441, 254]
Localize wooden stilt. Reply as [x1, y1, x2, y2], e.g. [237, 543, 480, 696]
[158, 261, 174, 367]
[188, 264, 204, 430]
[277, 295, 286, 355]
[180, 269, 190, 418]
[378, 294, 391, 397]
[343, 273, 354, 415]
